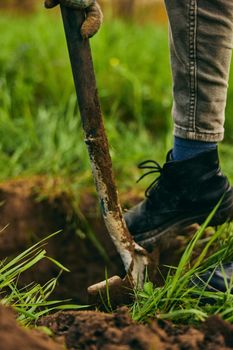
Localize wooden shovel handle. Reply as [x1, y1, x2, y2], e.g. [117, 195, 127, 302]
[60, 6, 143, 273]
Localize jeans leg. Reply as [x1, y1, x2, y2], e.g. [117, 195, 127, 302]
[164, 0, 233, 141]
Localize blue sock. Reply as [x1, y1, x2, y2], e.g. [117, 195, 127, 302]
[172, 136, 217, 161]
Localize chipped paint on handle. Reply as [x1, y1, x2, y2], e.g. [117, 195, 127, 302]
[89, 150, 149, 286]
[89, 152, 133, 270]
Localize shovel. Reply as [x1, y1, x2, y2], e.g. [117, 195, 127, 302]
[60, 6, 150, 304]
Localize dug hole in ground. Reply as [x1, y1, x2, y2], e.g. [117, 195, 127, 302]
[1, 176, 233, 350]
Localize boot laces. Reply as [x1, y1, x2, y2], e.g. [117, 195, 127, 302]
[137, 160, 164, 198]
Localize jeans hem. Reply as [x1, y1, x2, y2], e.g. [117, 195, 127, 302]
[174, 126, 224, 142]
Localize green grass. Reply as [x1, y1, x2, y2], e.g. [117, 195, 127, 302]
[1, 10, 233, 193]
[131, 205, 233, 325]
[0, 11, 170, 190]
[0, 232, 86, 326]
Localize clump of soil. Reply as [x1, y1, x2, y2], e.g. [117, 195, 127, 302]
[40, 307, 233, 350]
[41, 307, 163, 350]
[0, 305, 63, 350]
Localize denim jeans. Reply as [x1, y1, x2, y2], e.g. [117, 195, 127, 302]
[164, 0, 233, 141]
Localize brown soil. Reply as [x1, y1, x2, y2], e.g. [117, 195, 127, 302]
[0, 176, 232, 350]
[2, 303, 233, 350]
[40, 307, 233, 350]
[0, 305, 63, 350]
[0, 176, 189, 304]
[0, 176, 125, 304]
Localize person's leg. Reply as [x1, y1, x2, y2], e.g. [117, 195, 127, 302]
[165, 0, 233, 146]
[125, 0, 233, 249]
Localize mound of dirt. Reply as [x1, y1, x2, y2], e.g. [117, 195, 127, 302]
[40, 307, 233, 350]
[1, 287, 233, 350]
[0, 305, 63, 350]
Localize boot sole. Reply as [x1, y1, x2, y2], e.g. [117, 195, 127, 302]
[135, 197, 233, 249]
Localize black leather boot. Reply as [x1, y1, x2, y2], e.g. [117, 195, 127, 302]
[192, 263, 233, 293]
[124, 149, 233, 249]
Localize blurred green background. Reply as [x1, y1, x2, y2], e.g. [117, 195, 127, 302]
[0, 0, 233, 194]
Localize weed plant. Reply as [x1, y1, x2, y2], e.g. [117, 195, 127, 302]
[0, 232, 86, 326]
[131, 205, 233, 325]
